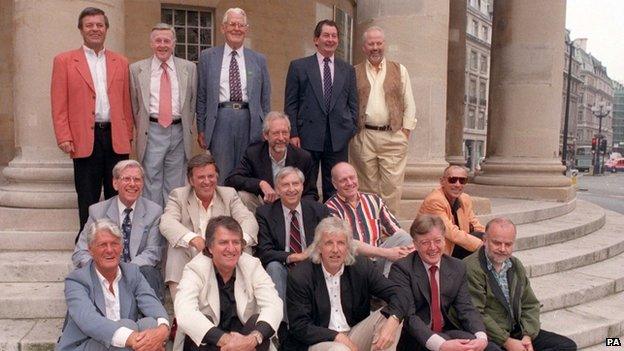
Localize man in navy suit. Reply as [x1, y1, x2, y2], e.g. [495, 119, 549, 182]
[284, 19, 358, 201]
[196, 7, 271, 182]
[57, 219, 169, 351]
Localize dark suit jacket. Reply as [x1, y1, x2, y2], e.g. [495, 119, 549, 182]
[389, 253, 486, 348]
[284, 54, 358, 152]
[285, 256, 405, 350]
[224, 141, 319, 201]
[255, 199, 330, 266]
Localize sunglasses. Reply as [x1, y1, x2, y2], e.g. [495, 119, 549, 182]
[447, 177, 468, 185]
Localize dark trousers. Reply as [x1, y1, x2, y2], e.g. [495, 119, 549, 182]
[307, 146, 348, 203]
[452, 231, 485, 259]
[73, 125, 128, 239]
[398, 329, 502, 351]
[183, 314, 270, 351]
[511, 329, 577, 351]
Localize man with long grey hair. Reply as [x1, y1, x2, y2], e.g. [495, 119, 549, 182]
[285, 217, 405, 350]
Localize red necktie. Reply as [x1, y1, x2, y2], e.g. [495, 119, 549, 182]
[159, 62, 172, 128]
[289, 210, 302, 253]
[429, 265, 443, 332]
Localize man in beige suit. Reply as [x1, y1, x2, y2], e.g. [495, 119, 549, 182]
[174, 216, 281, 351]
[130, 23, 197, 208]
[160, 154, 258, 300]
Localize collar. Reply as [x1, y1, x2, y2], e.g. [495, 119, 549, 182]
[485, 253, 513, 274]
[321, 262, 344, 279]
[225, 43, 244, 57]
[365, 57, 385, 72]
[193, 190, 214, 210]
[281, 202, 303, 218]
[151, 55, 175, 71]
[316, 52, 334, 64]
[269, 148, 287, 165]
[336, 192, 361, 208]
[95, 266, 122, 288]
[83, 45, 106, 58]
[421, 259, 440, 274]
[117, 197, 137, 216]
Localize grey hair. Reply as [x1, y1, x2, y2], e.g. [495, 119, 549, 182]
[151, 22, 176, 42]
[485, 217, 517, 235]
[87, 218, 123, 247]
[222, 7, 247, 24]
[442, 165, 468, 178]
[275, 166, 305, 186]
[112, 159, 144, 179]
[262, 111, 291, 134]
[362, 25, 385, 43]
[309, 217, 357, 266]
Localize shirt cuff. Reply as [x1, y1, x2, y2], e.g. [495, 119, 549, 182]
[425, 333, 446, 351]
[111, 327, 134, 348]
[475, 331, 488, 340]
[243, 232, 255, 247]
[157, 318, 170, 328]
[203, 327, 226, 346]
[179, 232, 199, 248]
[255, 321, 275, 341]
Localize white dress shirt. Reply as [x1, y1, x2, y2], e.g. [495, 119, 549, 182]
[316, 52, 335, 93]
[179, 192, 214, 248]
[149, 55, 181, 118]
[117, 198, 137, 225]
[281, 203, 306, 252]
[270, 149, 287, 183]
[219, 44, 248, 102]
[83, 46, 110, 122]
[322, 264, 350, 332]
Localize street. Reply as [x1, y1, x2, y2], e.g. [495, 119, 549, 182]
[576, 171, 624, 214]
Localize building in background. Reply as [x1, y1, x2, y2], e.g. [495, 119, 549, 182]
[560, 29, 583, 168]
[612, 80, 624, 154]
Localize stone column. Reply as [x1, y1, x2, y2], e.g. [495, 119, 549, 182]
[445, 0, 467, 167]
[356, 0, 450, 199]
[0, 0, 125, 209]
[471, 0, 574, 201]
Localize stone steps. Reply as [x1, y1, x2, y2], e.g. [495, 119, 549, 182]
[0, 251, 73, 282]
[0, 282, 65, 319]
[0, 319, 64, 351]
[0, 231, 75, 251]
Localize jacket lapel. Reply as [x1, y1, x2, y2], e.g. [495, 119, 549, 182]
[271, 202, 287, 250]
[105, 50, 118, 92]
[305, 55, 327, 114]
[313, 264, 331, 325]
[106, 197, 119, 223]
[259, 143, 274, 186]
[129, 198, 146, 257]
[138, 59, 151, 113]
[210, 47, 224, 100]
[187, 189, 201, 234]
[478, 249, 514, 318]
[301, 201, 317, 245]
[329, 59, 346, 112]
[174, 57, 189, 111]
[89, 263, 107, 316]
[206, 263, 220, 324]
[234, 264, 251, 321]
[73, 48, 95, 93]
[243, 48, 256, 99]
[413, 255, 432, 306]
[118, 267, 132, 319]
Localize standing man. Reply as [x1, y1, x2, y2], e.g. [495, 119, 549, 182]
[464, 218, 577, 351]
[350, 26, 417, 215]
[196, 7, 271, 182]
[130, 23, 197, 208]
[284, 19, 358, 201]
[51, 7, 134, 236]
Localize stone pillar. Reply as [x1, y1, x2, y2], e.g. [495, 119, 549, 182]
[445, 0, 467, 167]
[0, 0, 125, 209]
[470, 0, 574, 201]
[356, 0, 450, 199]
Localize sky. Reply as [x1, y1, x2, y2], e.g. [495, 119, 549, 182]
[566, 0, 624, 84]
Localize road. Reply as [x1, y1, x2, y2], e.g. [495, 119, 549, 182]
[576, 172, 624, 214]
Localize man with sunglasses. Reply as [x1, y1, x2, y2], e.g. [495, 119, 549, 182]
[418, 165, 484, 259]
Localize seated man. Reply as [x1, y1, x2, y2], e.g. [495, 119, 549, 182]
[418, 165, 484, 259]
[73, 159, 165, 301]
[57, 219, 169, 351]
[464, 218, 577, 351]
[174, 216, 282, 351]
[286, 217, 405, 351]
[160, 154, 258, 300]
[326, 162, 414, 275]
[224, 111, 318, 212]
[389, 214, 499, 351]
[255, 167, 330, 328]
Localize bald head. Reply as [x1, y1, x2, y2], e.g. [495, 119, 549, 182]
[331, 162, 359, 201]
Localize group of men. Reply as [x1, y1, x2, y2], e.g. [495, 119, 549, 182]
[51, 5, 575, 351]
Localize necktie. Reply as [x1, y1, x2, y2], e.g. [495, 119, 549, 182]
[289, 210, 302, 253]
[323, 57, 332, 111]
[429, 265, 443, 332]
[159, 62, 172, 128]
[121, 208, 132, 262]
[229, 51, 243, 102]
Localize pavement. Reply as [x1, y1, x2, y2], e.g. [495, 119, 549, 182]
[577, 171, 624, 214]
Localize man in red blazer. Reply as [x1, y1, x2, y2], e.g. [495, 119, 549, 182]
[51, 7, 133, 237]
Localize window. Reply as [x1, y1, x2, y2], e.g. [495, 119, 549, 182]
[470, 50, 478, 70]
[479, 82, 487, 106]
[467, 108, 476, 129]
[482, 26, 489, 42]
[477, 111, 485, 129]
[469, 78, 477, 104]
[472, 20, 479, 36]
[334, 6, 353, 64]
[161, 6, 214, 62]
[480, 54, 488, 73]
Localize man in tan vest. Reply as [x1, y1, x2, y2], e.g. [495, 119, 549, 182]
[350, 26, 416, 215]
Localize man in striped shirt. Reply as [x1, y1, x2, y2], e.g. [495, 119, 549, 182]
[325, 162, 414, 275]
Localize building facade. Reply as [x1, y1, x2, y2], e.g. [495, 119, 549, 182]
[559, 29, 583, 168]
[612, 80, 624, 153]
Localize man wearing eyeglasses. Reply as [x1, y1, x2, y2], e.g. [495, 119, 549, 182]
[196, 7, 271, 183]
[418, 165, 484, 259]
[72, 159, 166, 302]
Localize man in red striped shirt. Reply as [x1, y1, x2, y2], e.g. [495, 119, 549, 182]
[325, 162, 414, 275]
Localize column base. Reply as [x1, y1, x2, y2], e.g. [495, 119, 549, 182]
[401, 160, 447, 199]
[445, 155, 466, 167]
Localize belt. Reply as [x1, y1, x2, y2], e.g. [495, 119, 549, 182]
[364, 124, 391, 131]
[94, 122, 111, 129]
[149, 117, 182, 125]
[218, 101, 249, 110]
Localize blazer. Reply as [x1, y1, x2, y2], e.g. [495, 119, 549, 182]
[224, 141, 319, 201]
[284, 54, 358, 152]
[129, 56, 197, 162]
[56, 262, 168, 351]
[418, 188, 484, 254]
[51, 48, 133, 158]
[464, 247, 541, 346]
[255, 199, 330, 266]
[72, 196, 164, 269]
[388, 253, 486, 348]
[285, 256, 405, 350]
[174, 253, 282, 351]
[196, 45, 271, 147]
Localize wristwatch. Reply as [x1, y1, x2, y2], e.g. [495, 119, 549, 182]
[250, 330, 263, 345]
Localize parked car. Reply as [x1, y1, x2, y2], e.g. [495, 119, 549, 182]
[605, 158, 624, 173]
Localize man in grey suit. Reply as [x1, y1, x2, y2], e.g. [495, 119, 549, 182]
[130, 23, 197, 208]
[284, 19, 358, 201]
[196, 7, 271, 183]
[389, 214, 500, 351]
[57, 219, 169, 351]
[73, 160, 165, 301]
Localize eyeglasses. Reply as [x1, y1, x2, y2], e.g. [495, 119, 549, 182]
[226, 22, 248, 29]
[447, 177, 468, 185]
[118, 176, 143, 184]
